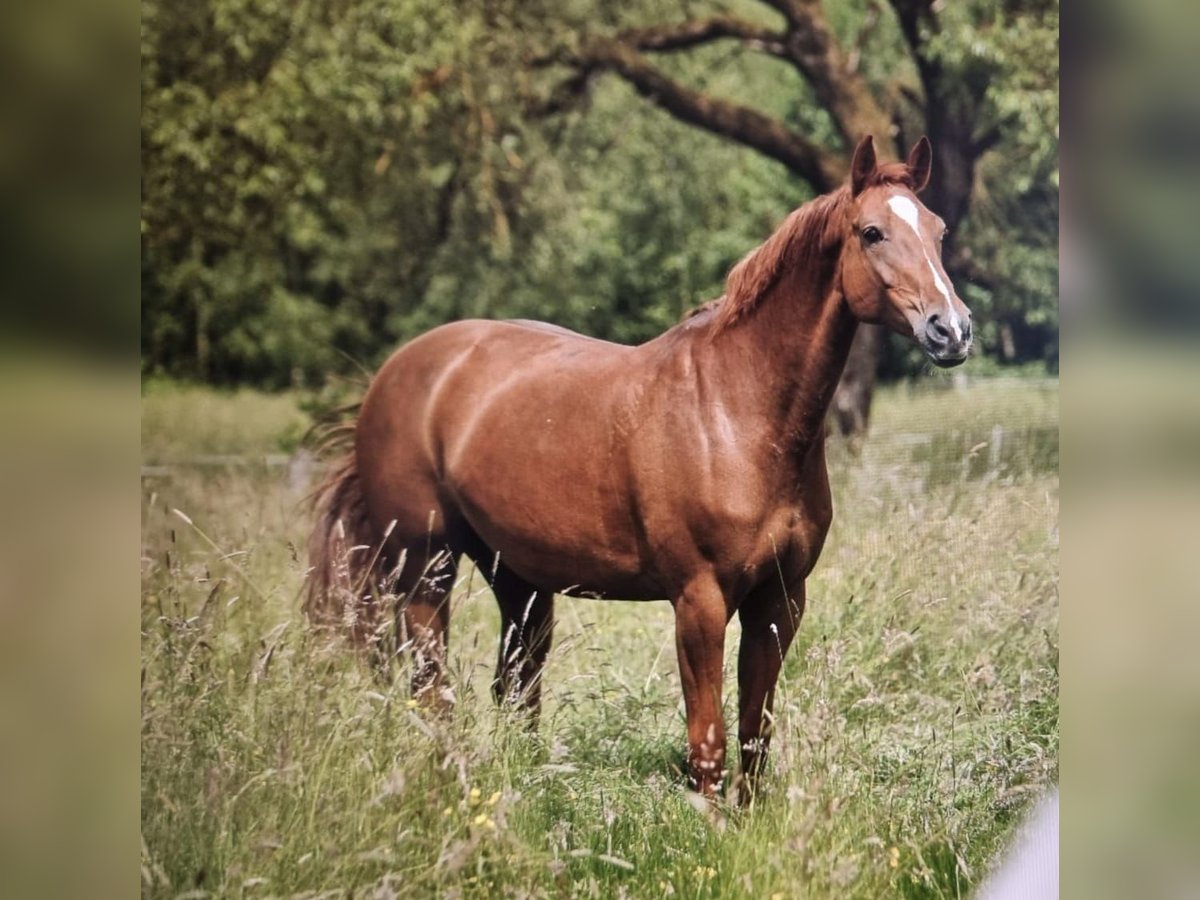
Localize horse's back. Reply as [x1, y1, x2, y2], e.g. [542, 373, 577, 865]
[357, 320, 568, 473]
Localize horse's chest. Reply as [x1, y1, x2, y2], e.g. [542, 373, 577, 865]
[735, 503, 828, 575]
[708, 478, 833, 590]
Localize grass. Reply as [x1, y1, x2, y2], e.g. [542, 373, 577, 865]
[141, 377, 1058, 898]
[141, 378, 311, 460]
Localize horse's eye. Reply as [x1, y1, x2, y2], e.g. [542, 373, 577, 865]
[862, 226, 884, 245]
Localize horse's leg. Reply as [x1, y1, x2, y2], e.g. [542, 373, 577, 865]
[398, 546, 459, 710]
[673, 575, 730, 797]
[734, 578, 806, 803]
[489, 564, 555, 722]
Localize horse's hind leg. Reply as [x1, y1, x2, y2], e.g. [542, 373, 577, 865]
[395, 545, 459, 710]
[486, 562, 554, 722]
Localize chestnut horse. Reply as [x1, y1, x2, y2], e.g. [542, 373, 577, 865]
[306, 136, 972, 799]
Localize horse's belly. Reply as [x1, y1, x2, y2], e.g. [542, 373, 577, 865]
[452, 481, 658, 598]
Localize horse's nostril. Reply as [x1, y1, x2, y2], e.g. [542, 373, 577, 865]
[927, 315, 951, 342]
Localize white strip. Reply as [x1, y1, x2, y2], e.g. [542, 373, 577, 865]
[926, 259, 952, 304]
[888, 194, 921, 231]
[887, 195, 961, 337]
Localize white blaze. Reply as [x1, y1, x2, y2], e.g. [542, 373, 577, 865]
[887, 194, 921, 231]
[886, 194, 961, 337]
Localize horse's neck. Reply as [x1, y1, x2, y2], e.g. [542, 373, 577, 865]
[708, 271, 858, 455]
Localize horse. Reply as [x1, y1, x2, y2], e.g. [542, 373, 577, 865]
[305, 135, 972, 800]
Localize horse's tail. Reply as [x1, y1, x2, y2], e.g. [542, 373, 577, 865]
[303, 400, 388, 647]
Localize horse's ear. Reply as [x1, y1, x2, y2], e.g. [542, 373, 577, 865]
[850, 135, 877, 196]
[906, 136, 933, 193]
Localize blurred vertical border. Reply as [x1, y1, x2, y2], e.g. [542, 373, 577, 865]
[0, 0, 139, 895]
[1064, 0, 1200, 896]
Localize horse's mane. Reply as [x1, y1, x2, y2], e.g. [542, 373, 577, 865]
[712, 162, 916, 333]
[681, 296, 724, 322]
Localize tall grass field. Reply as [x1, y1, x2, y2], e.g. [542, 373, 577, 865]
[141, 376, 1058, 898]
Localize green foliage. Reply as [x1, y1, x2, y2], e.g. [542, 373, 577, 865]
[142, 0, 1058, 387]
[141, 378, 310, 459]
[141, 379, 1058, 896]
[932, 1, 1061, 366]
[142, 0, 543, 385]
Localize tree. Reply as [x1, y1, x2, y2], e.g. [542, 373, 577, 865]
[535, 0, 1059, 432]
[141, 0, 552, 386]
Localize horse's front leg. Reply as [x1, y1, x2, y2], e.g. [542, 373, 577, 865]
[734, 578, 806, 804]
[673, 574, 731, 797]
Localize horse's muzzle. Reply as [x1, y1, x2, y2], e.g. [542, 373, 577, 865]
[921, 312, 971, 367]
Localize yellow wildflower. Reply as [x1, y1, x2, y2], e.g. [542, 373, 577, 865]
[888, 846, 900, 869]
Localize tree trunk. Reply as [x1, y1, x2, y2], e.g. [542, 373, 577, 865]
[923, 108, 977, 236]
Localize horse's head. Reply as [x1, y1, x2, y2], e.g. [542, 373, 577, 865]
[839, 135, 973, 368]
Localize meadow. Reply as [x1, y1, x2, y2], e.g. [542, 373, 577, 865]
[141, 376, 1058, 899]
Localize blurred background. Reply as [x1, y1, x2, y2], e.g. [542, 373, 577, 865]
[1062, 1, 1200, 898]
[0, 0, 137, 897]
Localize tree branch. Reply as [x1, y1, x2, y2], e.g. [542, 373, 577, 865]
[529, 68, 597, 118]
[971, 118, 1009, 156]
[775, 0, 894, 148]
[566, 36, 843, 189]
[532, 1, 902, 187]
[756, 0, 808, 26]
[617, 15, 786, 57]
[543, 3, 897, 152]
